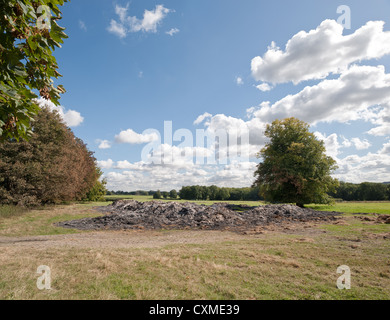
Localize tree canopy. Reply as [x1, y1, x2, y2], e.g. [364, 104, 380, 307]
[0, 0, 68, 141]
[253, 117, 339, 207]
[0, 107, 99, 206]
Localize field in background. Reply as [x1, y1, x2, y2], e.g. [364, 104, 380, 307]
[105, 195, 390, 214]
[0, 200, 389, 299]
[105, 194, 264, 207]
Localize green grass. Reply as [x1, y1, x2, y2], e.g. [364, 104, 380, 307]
[0, 203, 104, 237]
[306, 202, 390, 214]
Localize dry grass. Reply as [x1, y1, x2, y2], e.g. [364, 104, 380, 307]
[0, 218, 389, 300]
[0, 203, 104, 237]
[0, 203, 389, 300]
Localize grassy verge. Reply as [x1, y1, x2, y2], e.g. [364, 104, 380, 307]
[0, 205, 29, 219]
[0, 203, 107, 237]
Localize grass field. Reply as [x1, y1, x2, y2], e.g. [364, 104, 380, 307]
[0, 200, 389, 300]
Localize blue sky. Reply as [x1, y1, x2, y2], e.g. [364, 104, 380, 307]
[44, 0, 390, 191]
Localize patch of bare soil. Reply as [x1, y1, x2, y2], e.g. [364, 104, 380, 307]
[358, 214, 390, 225]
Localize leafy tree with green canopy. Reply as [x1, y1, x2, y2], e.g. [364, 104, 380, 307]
[0, 0, 68, 141]
[85, 167, 108, 202]
[153, 190, 162, 199]
[162, 191, 169, 199]
[253, 117, 339, 207]
[169, 189, 177, 199]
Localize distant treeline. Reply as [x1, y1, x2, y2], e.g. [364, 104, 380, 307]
[106, 190, 154, 196]
[178, 186, 262, 201]
[107, 181, 390, 202]
[107, 187, 262, 201]
[329, 182, 390, 201]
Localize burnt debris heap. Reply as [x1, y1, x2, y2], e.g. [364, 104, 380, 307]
[58, 200, 340, 232]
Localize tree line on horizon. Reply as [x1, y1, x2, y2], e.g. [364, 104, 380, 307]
[107, 181, 390, 202]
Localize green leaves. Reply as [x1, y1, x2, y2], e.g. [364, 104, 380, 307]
[0, 0, 69, 141]
[253, 117, 339, 206]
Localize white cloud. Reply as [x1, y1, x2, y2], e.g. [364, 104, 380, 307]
[351, 138, 372, 150]
[108, 19, 127, 38]
[97, 159, 114, 169]
[379, 141, 390, 154]
[115, 129, 159, 144]
[194, 112, 212, 125]
[108, 4, 172, 38]
[341, 136, 352, 148]
[251, 20, 390, 85]
[314, 132, 341, 159]
[104, 160, 258, 191]
[255, 83, 272, 92]
[249, 65, 390, 132]
[236, 77, 244, 86]
[166, 28, 179, 36]
[314, 133, 373, 158]
[37, 98, 84, 127]
[335, 152, 390, 183]
[204, 113, 266, 148]
[97, 140, 112, 150]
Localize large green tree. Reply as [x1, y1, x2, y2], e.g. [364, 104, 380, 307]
[0, 0, 68, 141]
[253, 117, 339, 207]
[0, 107, 98, 206]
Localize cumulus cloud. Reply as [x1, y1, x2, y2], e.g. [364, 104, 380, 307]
[97, 159, 114, 169]
[108, 4, 171, 38]
[255, 83, 272, 92]
[115, 129, 159, 144]
[248, 65, 390, 132]
[351, 138, 372, 150]
[97, 140, 112, 150]
[251, 20, 390, 85]
[335, 152, 390, 183]
[314, 132, 341, 159]
[204, 113, 266, 148]
[37, 98, 84, 127]
[193, 112, 212, 125]
[379, 141, 390, 154]
[104, 160, 258, 191]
